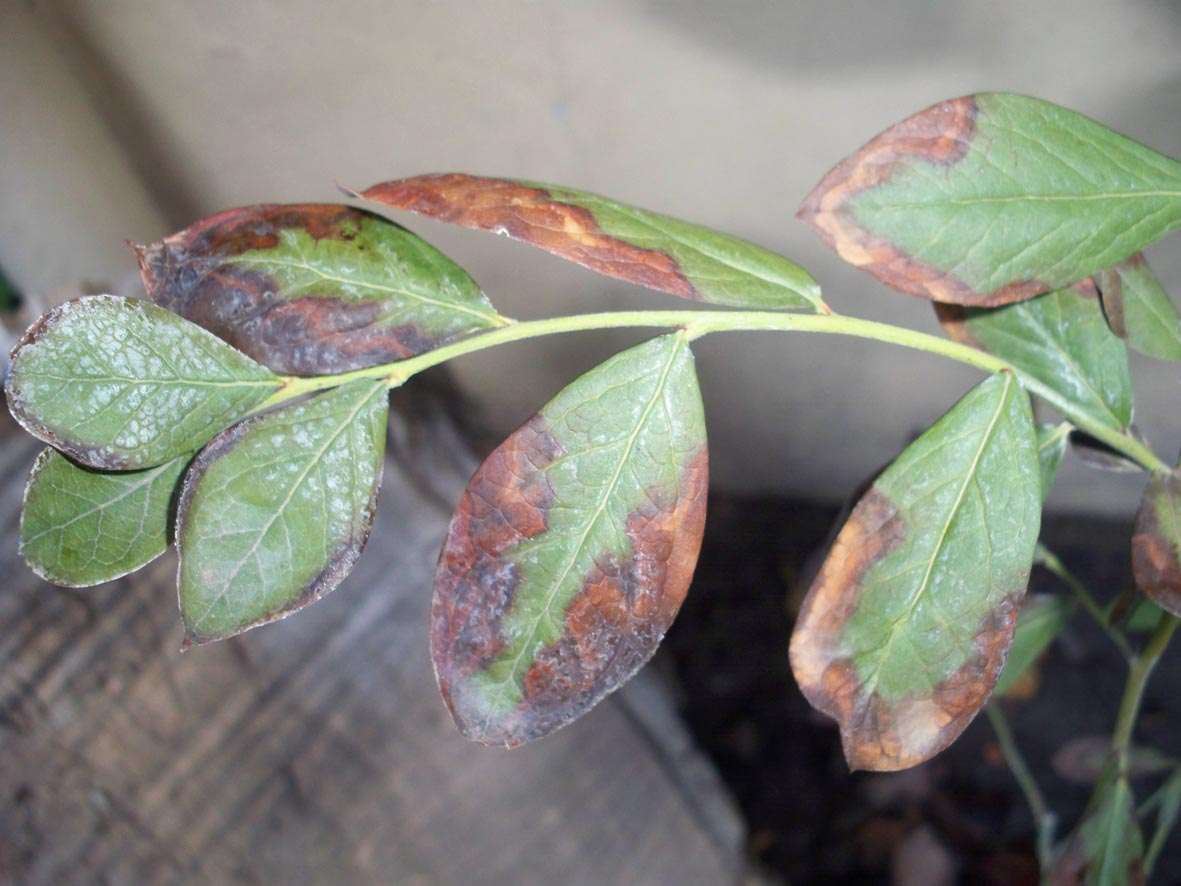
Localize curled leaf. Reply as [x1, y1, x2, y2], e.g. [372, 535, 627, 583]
[790, 373, 1041, 771]
[5, 296, 280, 469]
[800, 93, 1181, 306]
[177, 379, 389, 645]
[134, 204, 504, 375]
[1097, 254, 1181, 361]
[358, 174, 824, 311]
[20, 448, 188, 587]
[432, 333, 708, 746]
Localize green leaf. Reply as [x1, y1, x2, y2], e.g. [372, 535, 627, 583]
[1126, 597, 1165, 633]
[1037, 421, 1071, 502]
[993, 593, 1074, 697]
[358, 174, 824, 312]
[20, 448, 188, 587]
[1132, 472, 1181, 616]
[790, 373, 1041, 771]
[432, 332, 708, 746]
[800, 93, 1181, 306]
[177, 379, 389, 645]
[1055, 764, 1146, 885]
[5, 296, 281, 470]
[133, 204, 505, 376]
[937, 281, 1133, 432]
[1144, 768, 1181, 877]
[1098, 254, 1181, 361]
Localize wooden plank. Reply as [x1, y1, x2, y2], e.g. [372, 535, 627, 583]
[0, 400, 746, 885]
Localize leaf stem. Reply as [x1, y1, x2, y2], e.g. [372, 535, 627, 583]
[1113, 613, 1179, 760]
[985, 704, 1056, 869]
[256, 309, 1168, 473]
[1036, 544, 1135, 663]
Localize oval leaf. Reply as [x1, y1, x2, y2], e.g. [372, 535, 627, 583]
[20, 448, 188, 587]
[937, 280, 1133, 433]
[358, 174, 824, 312]
[790, 373, 1041, 771]
[799, 93, 1181, 306]
[1132, 471, 1181, 616]
[993, 593, 1074, 697]
[133, 204, 506, 375]
[432, 332, 708, 747]
[1055, 764, 1146, 886]
[5, 296, 281, 470]
[177, 379, 389, 645]
[1037, 422, 1071, 502]
[1098, 254, 1181, 361]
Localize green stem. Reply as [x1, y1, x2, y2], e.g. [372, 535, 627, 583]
[1113, 613, 1179, 759]
[254, 309, 1168, 473]
[1036, 545, 1135, 663]
[986, 704, 1056, 870]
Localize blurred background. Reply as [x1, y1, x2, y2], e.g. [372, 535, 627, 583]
[3, 2, 1181, 883]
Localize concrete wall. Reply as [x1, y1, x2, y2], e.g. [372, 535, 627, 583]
[6, 0, 1181, 514]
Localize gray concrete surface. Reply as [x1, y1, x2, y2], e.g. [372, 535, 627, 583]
[5, 0, 1181, 515]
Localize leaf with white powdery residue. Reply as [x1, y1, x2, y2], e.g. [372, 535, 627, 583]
[134, 204, 505, 375]
[800, 93, 1181, 306]
[20, 448, 188, 587]
[432, 332, 708, 746]
[177, 379, 388, 645]
[1098, 254, 1181, 361]
[790, 373, 1041, 771]
[5, 295, 280, 470]
[358, 174, 824, 312]
[1132, 471, 1181, 616]
[937, 281, 1133, 433]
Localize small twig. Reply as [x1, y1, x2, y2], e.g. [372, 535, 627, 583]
[1036, 544, 1136, 663]
[986, 704, 1056, 870]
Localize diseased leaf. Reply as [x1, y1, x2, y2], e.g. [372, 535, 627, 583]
[937, 281, 1133, 433]
[1052, 737, 1175, 785]
[1098, 254, 1181, 361]
[1132, 472, 1181, 615]
[177, 379, 388, 645]
[20, 448, 188, 587]
[993, 593, 1074, 698]
[1037, 421, 1071, 502]
[5, 296, 280, 470]
[359, 174, 824, 312]
[790, 372, 1041, 771]
[432, 332, 708, 746]
[800, 93, 1181, 306]
[133, 204, 505, 376]
[1054, 763, 1146, 885]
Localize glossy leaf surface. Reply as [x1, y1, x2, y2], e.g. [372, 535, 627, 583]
[1037, 422, 1071, 502]
[360, 174, 824, 311]
[937, 281, 1133, 432]
[800, 93, 1181, 306]
[790, 373, 1041, 771]
[134, 204, 504, 375]
[993, 593, 1074, 697]
[20, 448, 187, 587]
[432, 332, 708, 746]
[1098, 254, 1181, 361]
[6, 296, 280, 469]
[177, 379, 388, 645]
[1132, 472, 1181, 615]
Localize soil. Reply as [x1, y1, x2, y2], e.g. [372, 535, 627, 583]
[662, 492, 1181, 885]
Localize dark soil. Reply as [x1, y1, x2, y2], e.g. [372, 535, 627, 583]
[663, 493, 1181, 885]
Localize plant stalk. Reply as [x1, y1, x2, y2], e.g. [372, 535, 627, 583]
[1113, 613, 1179, 760]
[254, 309, 1169, 474]
[986, 704, 1056, 869]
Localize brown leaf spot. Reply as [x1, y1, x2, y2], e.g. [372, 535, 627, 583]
[430, 417, 562, 735]
[791, 487, 1023, 770]
[798, 96, 1045, 307]
[1133, 472, 1181, 615]
[362, 174, 697, 299]
[133, 204, 434, 375]
[1096, 254, 1147, 342]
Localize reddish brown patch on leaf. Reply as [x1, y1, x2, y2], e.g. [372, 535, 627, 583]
[798, 96, 1044, 307]
[1132, 472, 1181, 616]
[430, 417, 562, 735]
[133, 204, 433, 375]
[1096, 253, 1148, 341]
[791, 488, 1024, 770]
[361, 174, 698, 299]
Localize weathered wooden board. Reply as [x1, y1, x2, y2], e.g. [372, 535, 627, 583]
[0, 395, 745, 885]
